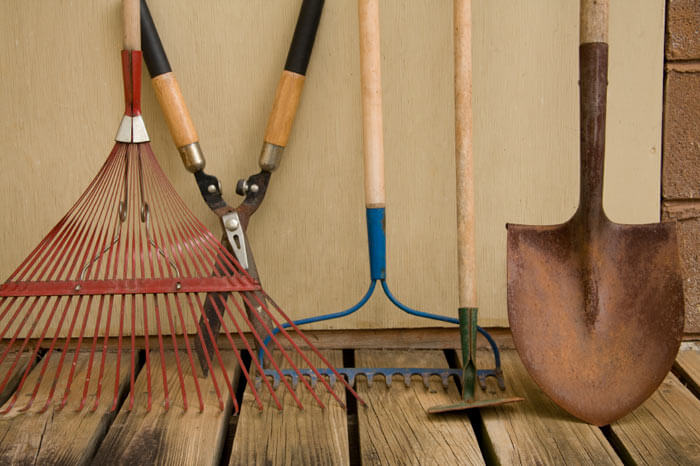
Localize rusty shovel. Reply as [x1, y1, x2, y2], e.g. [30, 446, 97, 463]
[506, 0, 684, 426]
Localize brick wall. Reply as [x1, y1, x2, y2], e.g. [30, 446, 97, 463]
[664, 0, 700, 333]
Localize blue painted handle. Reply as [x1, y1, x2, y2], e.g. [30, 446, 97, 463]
[366, 207, 386, 280]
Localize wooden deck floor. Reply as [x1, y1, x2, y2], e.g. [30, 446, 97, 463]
[0, 342, 698, 465]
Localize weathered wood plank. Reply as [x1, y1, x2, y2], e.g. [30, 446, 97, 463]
[675, 342, 700, 396]
[0, 351, 129, 465]
[93, 350, 238, 466]
[355, 349, 484, 465]
[0, 353, 30, 407]
[475, 348, 621, 464]
[608, 370, 700, 465]
[229, 351, 349, 466]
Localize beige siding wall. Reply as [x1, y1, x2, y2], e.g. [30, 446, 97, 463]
[0, 1, 665, 331]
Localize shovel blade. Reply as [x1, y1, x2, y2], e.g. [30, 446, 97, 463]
[507, 219, 684, 426]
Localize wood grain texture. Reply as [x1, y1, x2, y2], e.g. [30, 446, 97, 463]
[609, 371, 700, 465]
[230, 351, 349, 465]
[675, 342, 700, 397]
[474, 349, 621, 464]
[92, 350, 238, 466]
[454, 0, 477, 308]
[264, 71, 306, 147]
[355, 349, 484, 465]
[152, 72, 199, 149]
[580, 0, 609, 44]
[0, 351, 129, 466]
[0, 1, 666, 329]
[358, 0, 386, 208]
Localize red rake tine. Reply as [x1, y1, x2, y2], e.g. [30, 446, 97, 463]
[173, 295, 204, 412]
[15, 296, 74, 413]
[184, 293, 224, 411]
[162, 295, 188, 411]
[244, 293, 341, 409]
[226, 296, 303, 410]
[193, 294, 240, 414]
[219, 298, 283, 410]
[239, 293, 321, 409]
[262, 294, 366, 406]
[204, 293, 266, 411]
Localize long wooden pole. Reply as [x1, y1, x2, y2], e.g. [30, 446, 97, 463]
[454, 0, 476, 309]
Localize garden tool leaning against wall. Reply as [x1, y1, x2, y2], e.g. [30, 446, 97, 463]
[256, 0, 511, 393]
[506, 0, 684, 426]
[428, 0, 523, 413]
[139, 0, 367, 409]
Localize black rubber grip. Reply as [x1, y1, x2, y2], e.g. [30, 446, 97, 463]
[284, 0, 324, 75]
[140, 0, 171, 78]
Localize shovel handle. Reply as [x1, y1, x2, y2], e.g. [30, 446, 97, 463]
[580, 0, 608, 44]
[358, 0, 386, 209]
[454, 0, 477, 308]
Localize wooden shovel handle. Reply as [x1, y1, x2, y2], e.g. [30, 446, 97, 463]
[358, 0, 386, 209]
[454, 0, 476, 308]
[580, 0, 608, 44]
[123, 0, 140, 50]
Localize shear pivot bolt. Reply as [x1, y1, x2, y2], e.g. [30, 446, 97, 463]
[225, 218, 239, 231]
[207, 184, 217, 194]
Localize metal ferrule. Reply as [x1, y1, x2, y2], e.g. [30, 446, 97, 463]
[178, 142, 206, 173]
[366, 207, 386, 280]
[115, 115, 150, 143]
[258, 142, 284, 172]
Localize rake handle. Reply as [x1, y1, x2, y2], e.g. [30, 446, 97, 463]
[454, 0, 476, 309]
[123, 0, 140, 50]
[358, 0, 386, 209]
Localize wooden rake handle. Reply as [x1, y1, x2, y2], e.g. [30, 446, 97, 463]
[123, 0, 140, 51]
[358, 0, 386, 209]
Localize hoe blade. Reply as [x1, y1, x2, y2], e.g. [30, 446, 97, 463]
[507, 219, 684, 426]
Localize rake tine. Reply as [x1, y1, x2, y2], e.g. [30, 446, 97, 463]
[78, 295, 105, 411]
[151, 295, 170, 411]
[193, 295, 239, 414]
[173, 295, 204, 412]
[183, 293, 224, 411]
[50, 296, 92, 412]
[0, 298, 47, 397]
[227, 296, 303, 410]
[240, 293, 326, 410]
[260, 294, 366, 406]
[163, 295, 188, 411]
[205, 295, 266, 412]
[19, 296, 74, 413]
[220, 299, 282, 411]
[110, 295, 126, 412]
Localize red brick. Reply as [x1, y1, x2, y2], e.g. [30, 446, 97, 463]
[662, 203, 700, 333]
[663, 71, 700, 200]
[666, 0, 700, 60]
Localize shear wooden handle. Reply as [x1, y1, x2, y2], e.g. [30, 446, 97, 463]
[358, 0, 386, 209]
[141, 0, 203, 172]
[261, 0, 324, 169]
[580, 0, 608, 44]
[123, 0, 140, 50]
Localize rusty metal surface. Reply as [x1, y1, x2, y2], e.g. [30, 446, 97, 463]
[507, 43, 685, 426]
